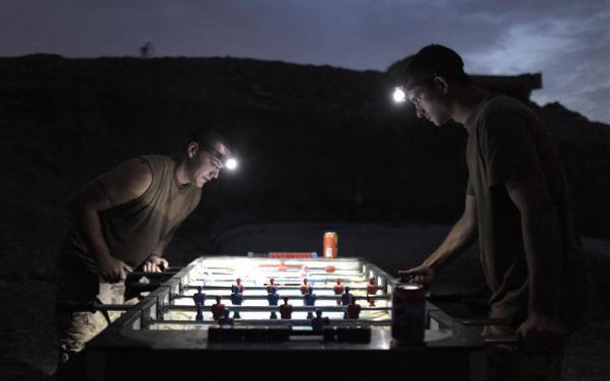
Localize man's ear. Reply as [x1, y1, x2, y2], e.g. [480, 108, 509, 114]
[187, 142, 199, 159]
[433, 76, 449, 95]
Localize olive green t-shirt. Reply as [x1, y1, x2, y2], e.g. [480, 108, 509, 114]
[465, 95, 586, 330]
[64, 155, 202, 272]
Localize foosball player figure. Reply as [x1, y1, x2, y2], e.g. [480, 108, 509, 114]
[267, 286, 280, 319]
[300, 278, 309, 295]
[280, 296, 293, 319]
[341, 286, 353, 306]
[218, 309, 234, 326]
[234, 277, 245, 294]
[230, 285, 243, 319]
[311, 309, 330, 332]
[211, 296, 226, 321]
[304, 286, 317, 319]
[366, 278, 379, 307]
[266, 278, 279, 295]
[346, 296, 362, 319]
[333, 279, 345, 306]
[195, 303, 204, 321]
[192, 286, 206, 307]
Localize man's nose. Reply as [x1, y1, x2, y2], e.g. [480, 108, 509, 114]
[415, 107, 424, 119]
[211, 169, 220, 179]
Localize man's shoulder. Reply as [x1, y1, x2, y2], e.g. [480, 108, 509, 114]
[479, 95, 531, 119]
[139, 154, 173, 166]
[476, 95, 542, 133]
[112, 158, 155, 197]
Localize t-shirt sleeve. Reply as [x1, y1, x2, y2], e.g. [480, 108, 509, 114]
[478, 112, 545, 188]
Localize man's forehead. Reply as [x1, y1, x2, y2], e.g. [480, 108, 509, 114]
[203, 142, 231, 166]
[406, 86, 422, 102]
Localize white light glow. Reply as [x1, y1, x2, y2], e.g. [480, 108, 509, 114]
[225, 158, 238, 170]
[392, 87, 406, 104]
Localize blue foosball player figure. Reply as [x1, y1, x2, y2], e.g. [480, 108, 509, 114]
[218, 309, 234, 326]
[195, 304, 204, 321]
[230, 286, 243, 319]
[193, 286, 206, 307]
[266, 278, 279, 295]
[267, 287, 280, 319]
[304, 286, 317, 319]
[341, 286, 353, 306]
[311, 309, 330, 331]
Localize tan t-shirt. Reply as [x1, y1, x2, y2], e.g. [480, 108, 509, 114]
[65, 155, 202, 271]
[465, 95, 587, 330]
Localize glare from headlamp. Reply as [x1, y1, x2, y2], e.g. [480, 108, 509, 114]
[392, 87, 406, 104]
[225, 158, 238, 171]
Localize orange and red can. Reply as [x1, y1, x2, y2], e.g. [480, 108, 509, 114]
[323, 232, 338, 258]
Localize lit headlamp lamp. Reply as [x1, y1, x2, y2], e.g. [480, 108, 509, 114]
[392, 86, 407, 104]
[202, 144, 238, 170]
[391, 74, 437, 104]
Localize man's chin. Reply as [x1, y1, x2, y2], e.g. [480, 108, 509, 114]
[432, 116, 450, 127]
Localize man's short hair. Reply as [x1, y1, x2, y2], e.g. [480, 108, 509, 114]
[388, 44, 471, 90]
[188, 127, 229, 150]
[187, 127, 232, 163]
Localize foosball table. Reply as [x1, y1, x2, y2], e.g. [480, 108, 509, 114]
[87, 255, 486, 380]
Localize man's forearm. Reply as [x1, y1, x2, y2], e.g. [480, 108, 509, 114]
[151, 237, 171, 257]
[422, 215, 478, 270]
[521, 205, 562, 316]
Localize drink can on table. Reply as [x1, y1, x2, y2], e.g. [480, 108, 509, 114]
[323, 232, 338, 258]
[391, 283, 425, 344]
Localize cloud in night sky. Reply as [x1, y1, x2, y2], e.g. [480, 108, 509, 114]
[1, 0, 609, 123]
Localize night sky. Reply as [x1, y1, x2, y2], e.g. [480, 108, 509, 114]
[2, 0, 609, 124]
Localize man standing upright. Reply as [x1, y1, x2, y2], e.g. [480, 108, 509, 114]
[390, 45, 587, 380]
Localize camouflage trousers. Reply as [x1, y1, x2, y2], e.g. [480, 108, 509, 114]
[56, 282, 136, 363]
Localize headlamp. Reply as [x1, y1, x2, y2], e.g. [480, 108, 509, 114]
[202, 144, 239, 171]
[392, 86, 406, 104]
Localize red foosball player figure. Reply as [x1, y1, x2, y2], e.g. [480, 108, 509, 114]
[346, 297, 362, 319]
[211, 296, 226, 321]
[279, 296, 293, 319]
[334, 279, 345, 306]
[366, 277, 379, 307]
[234, 278, 245, 294]
[300, 278, 309, 295]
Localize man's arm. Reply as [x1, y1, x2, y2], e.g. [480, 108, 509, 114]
[142, 228, 176, 272]
[400, 194, 478, 285]
[71, 158, 153, 282]
[506, 178, 562, 317]
[506, 178, 567, 353]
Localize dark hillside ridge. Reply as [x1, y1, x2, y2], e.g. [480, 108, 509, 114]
[0, 55, 608, 264]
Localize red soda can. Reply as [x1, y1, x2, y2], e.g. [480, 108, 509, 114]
[391, 283, 425, 344]
[323, 232, 338, 258]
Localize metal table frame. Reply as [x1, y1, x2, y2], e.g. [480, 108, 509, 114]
[87, 256, 486, 381]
